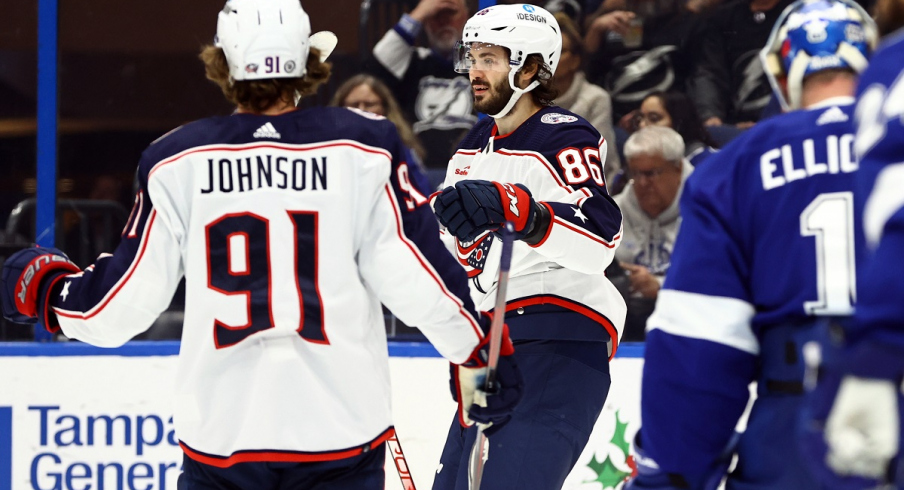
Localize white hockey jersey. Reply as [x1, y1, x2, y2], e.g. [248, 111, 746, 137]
[440, 107, 626, 355]
[44, 107, 486, 466]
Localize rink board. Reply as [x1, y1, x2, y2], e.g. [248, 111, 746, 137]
[0, 342, 643, 490]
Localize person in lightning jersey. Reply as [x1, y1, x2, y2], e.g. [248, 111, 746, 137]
[0, 0, 525, 488]
[431, 4, 627, 489]
[799, 0, 904, 486]
[623, 0, 877, 488]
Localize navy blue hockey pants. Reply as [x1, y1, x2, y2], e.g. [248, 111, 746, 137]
[177, 443, 385, 490]
[432, 339, 611, 490]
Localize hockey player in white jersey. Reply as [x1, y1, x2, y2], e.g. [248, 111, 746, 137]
[0, 1, 525, 488]
[624, 0, 876, 488]
[799, 0, 904, 486]
[431, 4, 627, 489]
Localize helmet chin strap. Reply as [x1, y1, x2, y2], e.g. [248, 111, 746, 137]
[489, 69, 540, 119]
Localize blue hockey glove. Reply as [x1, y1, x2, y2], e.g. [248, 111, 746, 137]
[433, 180, 546, 243]
[452, 312, 523, 436]
[1, 246, 80, 327]
[799, 326, 902, 489]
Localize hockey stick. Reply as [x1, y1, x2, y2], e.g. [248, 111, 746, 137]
[468, 221, 516, 490]
[387, 431, 417, 490]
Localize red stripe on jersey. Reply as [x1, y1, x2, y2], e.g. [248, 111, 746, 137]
[55, 211, 158, 320]
[180, 427, 396, 467]
[552, 216, 620, 248]
[383, 185, 484, 341]
[495, 149, 574, 193]
[503, 296, 619, 360]
[454, 149, 480, 156]
[147, 141, 393, 180]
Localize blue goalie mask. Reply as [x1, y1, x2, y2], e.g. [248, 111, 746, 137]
[761, 0, 877, 111]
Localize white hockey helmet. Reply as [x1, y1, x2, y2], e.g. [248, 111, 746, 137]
[215, 0, 337, 82]
[761, 0, 877, 111]
[454, 4, 562, 118]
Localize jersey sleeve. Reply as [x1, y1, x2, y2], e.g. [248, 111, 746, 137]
[530, 129, 623, 275]
[46, 152, 185, 347]
[639, 151, 759, 480]
[356, 125, 483, 364]
[848, 43, 904, 376]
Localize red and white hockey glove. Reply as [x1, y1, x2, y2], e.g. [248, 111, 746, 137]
[433, 180, 548, 243]
[451, 313, 524, 435]
[1, 246, 80, 329]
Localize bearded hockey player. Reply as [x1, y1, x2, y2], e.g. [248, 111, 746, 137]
[431, 4, 627, 489]
[0, 1, 525, 488]
[623, 0, 877, 488]
[799, 0, 904, 486]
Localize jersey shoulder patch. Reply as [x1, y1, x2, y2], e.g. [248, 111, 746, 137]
[540, 112, 579, 124]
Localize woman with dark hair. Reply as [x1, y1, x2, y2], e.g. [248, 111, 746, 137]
[634, 91, 719, 166]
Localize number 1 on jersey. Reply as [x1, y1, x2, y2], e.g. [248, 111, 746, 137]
[800, 192, 856, 315]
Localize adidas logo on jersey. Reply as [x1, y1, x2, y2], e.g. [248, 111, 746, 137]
[816, 106, 849, 125]
[253, 122, 281, 139]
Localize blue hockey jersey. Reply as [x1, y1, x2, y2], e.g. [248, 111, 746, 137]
[640, 98, 859, 476]
[43, 106, 487, 465]
[847, 31, 904, 377]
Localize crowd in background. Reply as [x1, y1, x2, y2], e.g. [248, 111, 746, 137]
[0, 0, 878, 340]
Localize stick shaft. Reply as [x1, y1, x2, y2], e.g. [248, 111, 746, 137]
[469, 222, 516, 490]
[387, 432, 417, 490]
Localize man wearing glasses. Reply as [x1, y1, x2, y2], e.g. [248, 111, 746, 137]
[613, 126, 692, 338]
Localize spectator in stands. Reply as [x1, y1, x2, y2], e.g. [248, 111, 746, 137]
[364, 0, 477, 169]
[330, 74, 434, 192]
[582, 0, 714, 123]
[689, 0, 794, 129]
[632, 91, 719, 166]
[331, 75, 426, 165]
[552, 12, 621, 180]
[613, 126, 692, 340]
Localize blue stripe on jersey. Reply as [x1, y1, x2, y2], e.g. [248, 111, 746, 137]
[48, 188, 155, 316]
[545, 189, 622, 245]
[641, 329, 756, 479]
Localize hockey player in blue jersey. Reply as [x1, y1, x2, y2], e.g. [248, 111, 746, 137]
[431, 4, 627, 489]
[624, 0, 877, 488]
[0, 0, 525, 488]
[799, 2, 904, 487]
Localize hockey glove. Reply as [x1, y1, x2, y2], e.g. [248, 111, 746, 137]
[1, 247, 80, 327]
[434, 180, 547, 243]
[799, 328, 902, 488]
[452, 313, 523, 436]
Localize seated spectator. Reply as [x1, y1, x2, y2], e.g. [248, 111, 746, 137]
[632, 91, 719, 166]
[552, 12, 621, 180]
[330, 74, 434, 193]
[689, 0, 794, 129]
[364, 0, 478, 169]
[613, 126, 693, 340]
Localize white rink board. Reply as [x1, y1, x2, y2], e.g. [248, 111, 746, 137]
[0, 343, 643, 490]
